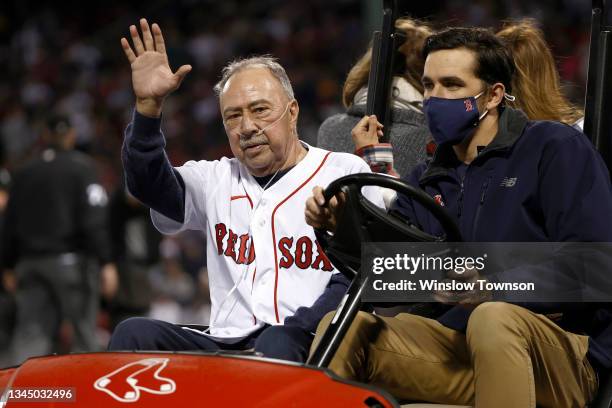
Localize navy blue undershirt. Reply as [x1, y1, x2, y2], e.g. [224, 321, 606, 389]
[253, 162, 296, 188]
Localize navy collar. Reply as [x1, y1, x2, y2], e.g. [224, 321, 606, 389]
[419, 107, 529, 184]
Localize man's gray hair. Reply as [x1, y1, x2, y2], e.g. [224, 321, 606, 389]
[213, 55, 295, 100]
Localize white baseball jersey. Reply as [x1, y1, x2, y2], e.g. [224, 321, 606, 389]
[151, 143, 383, 339]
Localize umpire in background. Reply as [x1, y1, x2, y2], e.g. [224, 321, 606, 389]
[1, 114, 118, 365]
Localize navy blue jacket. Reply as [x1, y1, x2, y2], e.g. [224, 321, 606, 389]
[392, 107, 612, 370]
[122, 110, 349, 334]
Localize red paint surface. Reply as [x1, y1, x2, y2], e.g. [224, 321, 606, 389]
[0, 353, 396, 407]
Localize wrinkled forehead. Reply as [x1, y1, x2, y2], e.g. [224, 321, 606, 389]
[219, 67, 288, 110]
[423, 48, 479, 82]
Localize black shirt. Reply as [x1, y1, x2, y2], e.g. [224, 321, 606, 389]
[1, 148, 111, 268]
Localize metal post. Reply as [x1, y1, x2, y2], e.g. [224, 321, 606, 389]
[366, 0, 405, 143]
[308, 276, 369, 367]
[583, 0, 604, 139]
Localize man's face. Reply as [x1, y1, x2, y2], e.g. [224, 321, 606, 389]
[219, 67, 298, 176]
[422, 48, 486, 101]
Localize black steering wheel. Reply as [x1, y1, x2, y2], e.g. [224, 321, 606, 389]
[314, 173, 463, 279]
[308, 173, 463, 366]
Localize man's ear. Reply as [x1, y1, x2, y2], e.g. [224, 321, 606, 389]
[486, 82, 506, 111]
[289, 99, 300, 135]
[289, 99, 299, 132]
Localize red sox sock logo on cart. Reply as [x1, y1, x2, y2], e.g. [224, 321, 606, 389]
[94, 358, 176, 402]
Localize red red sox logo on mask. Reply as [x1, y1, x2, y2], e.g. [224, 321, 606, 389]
[94, 358, 176, 402]
[464, 99, 474, 112]
[215, 223, 333, 271]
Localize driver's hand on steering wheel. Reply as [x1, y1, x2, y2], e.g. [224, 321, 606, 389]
[305, 186, 346, 232]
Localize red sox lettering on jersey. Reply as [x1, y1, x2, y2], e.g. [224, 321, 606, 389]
[214, 222, 333, 271]
[151, 144, 383, 339]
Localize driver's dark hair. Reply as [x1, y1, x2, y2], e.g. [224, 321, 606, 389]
[423, 27, 515, 93]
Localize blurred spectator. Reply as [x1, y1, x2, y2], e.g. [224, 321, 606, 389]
[0, 104, 36, 166]
[0, 114, 118, 365]
[317, 18, 433, 180]
[497, 18, 584, 128]
[0, 169, 15, 365]
[0, 2, 591, 178]
[0, 169, 10, 231]
[148, 237, 197, 324]
[106, 187, 161, 330]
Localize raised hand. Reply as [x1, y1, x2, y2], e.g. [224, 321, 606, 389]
[121, 19, 192, 117]
[351, 115, 384, 151]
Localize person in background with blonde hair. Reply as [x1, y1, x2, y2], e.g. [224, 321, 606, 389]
[317, 18, 433, 179]
[497, 18, 584, 129]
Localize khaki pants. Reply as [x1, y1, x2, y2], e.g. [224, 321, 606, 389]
[311, 302, 598, 408]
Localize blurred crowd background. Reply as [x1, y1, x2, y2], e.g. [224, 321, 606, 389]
[0, 0, 599, 353]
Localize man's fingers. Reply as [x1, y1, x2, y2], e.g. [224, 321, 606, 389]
[152, 23, 166, 54]
[129, 24, 145, 55]
[305, 197, 322, 216]
[305, 209, 316, 227]
[306, 186, 341, 232]
[121, 37, 136, 64]
[329, 192, 346, 215]
[305, 208, 322, 228]
[329, 195, 340, 211]
[140, 18, 155, 51]
[305, 205, 327, 229]
[306, 190, 337, 230]
[174, 65, 192, 82]
[312, 186, 325, 206]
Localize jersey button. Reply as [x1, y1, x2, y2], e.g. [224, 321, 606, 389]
[259, 219, 266, 227]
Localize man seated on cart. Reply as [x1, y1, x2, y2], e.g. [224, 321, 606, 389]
[108, 19, 382, 362]
[306, 27, 612, 407]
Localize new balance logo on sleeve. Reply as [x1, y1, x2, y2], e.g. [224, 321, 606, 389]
[500, 177, 517, 188]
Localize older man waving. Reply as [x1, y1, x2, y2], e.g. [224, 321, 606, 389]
[108, 19, 382, 362]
